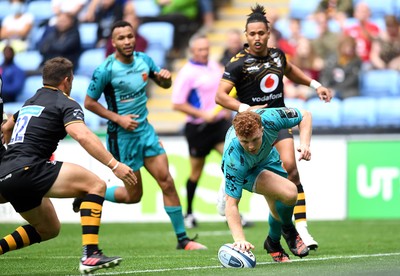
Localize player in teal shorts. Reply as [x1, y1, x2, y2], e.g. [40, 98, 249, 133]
[221, 108, 312, 262]
[74, 20, 207, 250]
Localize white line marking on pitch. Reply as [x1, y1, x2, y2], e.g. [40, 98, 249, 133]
[89, 252, 400, 275]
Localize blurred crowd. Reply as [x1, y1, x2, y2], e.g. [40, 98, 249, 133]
[1, 0, 400, 129]
[0, 0, 222, 105]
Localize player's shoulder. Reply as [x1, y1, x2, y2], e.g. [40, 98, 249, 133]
[227, 49, 248, 64]
[134, 51, 153, 63]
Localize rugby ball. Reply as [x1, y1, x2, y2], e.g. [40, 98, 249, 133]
[217, 243, 256, 268]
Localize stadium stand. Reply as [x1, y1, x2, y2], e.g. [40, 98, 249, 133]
[352, 0, 394, 19]
[305, 97, 342, 128]
[0, 1, 11, 22]
[14, 50, 42, 72]
[137, 22, 174, 68]
[376, 97, 400, 127]
[133, 0, 161, 17]
[26, 0, 54, 25]
[289, 0, 321, 19]
[75, 48, 106, 77]
[78, 22, 98, 50]
[341, 97, 378, 128]
[17, 75, 43, 103]
[359, 70, 400, 98]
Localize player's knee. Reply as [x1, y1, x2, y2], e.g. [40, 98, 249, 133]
[89, 178, 107, 196]
[160, 178, 177, 196]
[38, 222, 61, 241]
[124, 190, 143, 204]
[283, 184, 298, 206]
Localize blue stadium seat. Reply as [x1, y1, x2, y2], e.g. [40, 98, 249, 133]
[289, 0, 320, 19]
[71, 75, 91, 103]
[341, 96, 378, 127]
[376, 97, 400, 127]
[18, 75, 43, 102]
[274, 18, 290, 40]
[27, 25, 46, 50]
[137, 22, 174, 68]
[133, 0, 161, 17]
[27, 0, 54, 25]
[76, 48, 106, 77]
[301, 19, 319, 40]
[395, 0, 400, 20]
[0, 1, 11, 21]
[305, 97, 342, 128]
[14, 50, 42, 72]
[359, 70, 400, 97]
[79, 22, 98, 50]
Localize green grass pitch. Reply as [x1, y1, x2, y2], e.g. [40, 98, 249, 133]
[0, 220, 399, 275]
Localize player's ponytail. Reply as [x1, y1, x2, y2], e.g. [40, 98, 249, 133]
[245, 3, 270, 31]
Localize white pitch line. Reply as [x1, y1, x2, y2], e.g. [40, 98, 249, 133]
[4, 252, 400, 275]
[89, 252, 400, 275]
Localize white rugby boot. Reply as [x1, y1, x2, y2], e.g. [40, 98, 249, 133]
[296, 221, 318, 250]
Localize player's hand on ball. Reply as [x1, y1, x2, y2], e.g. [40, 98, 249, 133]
[233, 240, 254, 252]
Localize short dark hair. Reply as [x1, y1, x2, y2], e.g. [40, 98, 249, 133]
[42, 57, 73, 87]
[111, 20, 133, 35]
[246, 3, 270, 31]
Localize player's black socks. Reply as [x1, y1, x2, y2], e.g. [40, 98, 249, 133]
[186, 179, 198, 214]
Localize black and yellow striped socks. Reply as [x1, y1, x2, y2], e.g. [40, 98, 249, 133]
[80, 194, 104, 256]
[294, 184, 307, 224]
[0, 225, 41, 255]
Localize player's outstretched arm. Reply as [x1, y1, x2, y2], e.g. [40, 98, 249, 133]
[226, 195, 254, 251]
[66, 122, 137, 185]
[297, 109, 312, 161]
[285, 62, 332, 103]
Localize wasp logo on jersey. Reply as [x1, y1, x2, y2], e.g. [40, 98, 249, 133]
[230, 53, 245, 63]
[260, 73, 279, 93]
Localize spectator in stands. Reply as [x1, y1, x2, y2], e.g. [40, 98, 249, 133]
[82, 0, 134, 23]
[0, 0, 34, 53]
[266, 8, 283, 41]
[219, 29, 243, 67]
[0, 45, 25, 103]
[92, 0, 124, 48]
[370, 15, 400, 70]
[319, 34, 362, 99]
[278, 18, 302, 59]
[315, 0, 353, 28]
[285, 37, 324, 100]
[105, 11, 147, 56]
[344, 1, 380, 67]
[198, 0, 215, 32]
[50, 0, 88, 25]
[140, 0, 200, 55]
[38, 12, 82, 71]
[312, 11, 340, 59]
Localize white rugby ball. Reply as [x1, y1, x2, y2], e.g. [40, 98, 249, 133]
[217, 243, 256, 268]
